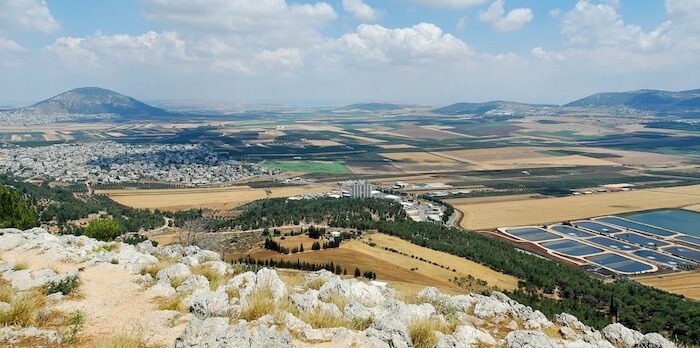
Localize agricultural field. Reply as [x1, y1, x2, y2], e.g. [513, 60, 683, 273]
[380, 152, 466, 173]
[98, 185, 332, 211]
[634, 272, 700, 301]
[436, 147, 619, 171]
[242, 232, 518, 294]
[456, 185, 700, 230]
[262, 161, 351, 174]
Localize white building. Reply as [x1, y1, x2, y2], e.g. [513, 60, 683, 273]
[352, 181, 372, 199]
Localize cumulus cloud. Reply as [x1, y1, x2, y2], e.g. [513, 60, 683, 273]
[139, 0, 336, 45]
[45, 31, 193, 69]
[0, 0, 60, 34]
[562, 0, 670, 50]
[0, 38, 27, 53]
[343, 0, 379, 22]
[478, 0, 533, 32]
[412, 0, 488, 8]
[340, 23, 472, 65]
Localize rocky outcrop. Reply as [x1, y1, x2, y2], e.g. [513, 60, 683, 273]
[0, 228, 680, 348]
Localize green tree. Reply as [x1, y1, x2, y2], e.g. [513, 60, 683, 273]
[0, 185, 38, 230]
[84, 218, 120, 241]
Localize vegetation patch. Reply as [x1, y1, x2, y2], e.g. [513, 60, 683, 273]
[239, 287, 276, 321]
[262, 161, 351, 174]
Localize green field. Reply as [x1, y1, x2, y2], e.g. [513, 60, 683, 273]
[263, 161, 351, 174]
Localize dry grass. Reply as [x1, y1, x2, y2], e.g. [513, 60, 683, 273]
[13, 260, 29, 271]
[635, 271, 700, 301]
[93, 327, 159, 348]
[192, 265, 227, 291]
[239, 287, 276, 321]
[345, 234, 519, 292]
[0, 290, 47, 327]
[408, 317, 441, 348]
[298, 310, 350, 329]
[154, 294, 188, 313]
[139, 260, 174, 278]
[456, 185, 700, 230]
[321, 292, 349, 312]
[303, 276, 328, 291]
[169, 276, 187, 290]
[0, 284, 13, 303]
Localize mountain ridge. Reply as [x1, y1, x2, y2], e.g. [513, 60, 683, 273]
[21, 87, 171, 118]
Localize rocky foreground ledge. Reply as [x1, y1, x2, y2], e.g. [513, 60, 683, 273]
[0, 228, 676, 348]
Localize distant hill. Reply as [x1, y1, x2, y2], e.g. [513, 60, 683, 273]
[564, 89, 700, 115]
[25, 87, 170, 117]
[432, 101, 547, 115]
[341, 103, 403, 111]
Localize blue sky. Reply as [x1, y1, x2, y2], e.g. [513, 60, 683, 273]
[0, 0, 698, 106]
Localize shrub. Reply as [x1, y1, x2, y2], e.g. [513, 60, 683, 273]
[46, 274, 80, 295]
[239, 287, 276, 321]
[84, 218, 120, 241]
[61, 310, 85, 344]
[0, 184, 38, 230]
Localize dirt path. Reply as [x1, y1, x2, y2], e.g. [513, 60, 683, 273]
[55, 263, 187, 346]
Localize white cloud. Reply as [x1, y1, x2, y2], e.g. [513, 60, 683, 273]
[548, 9, 561, 17]
[412, 0, 488, 8]
[0, 0, 60, 34]
[45, 31, 193, 69]
[139, 0, 336, 45]
[531, 47, 564, 61]
[478, 0, 533, 32]
[456, 17, 468, 33]
[562, 0, 670, 50]
[343, 0, 379, 22]
[666, 0, 700, 21]
[0, 38, 27, 53]
[340, 23, 472, 65]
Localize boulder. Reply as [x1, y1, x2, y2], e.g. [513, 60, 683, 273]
[366, 317, 411, 348]
[371, 299, 436, 324]
[136, 240, 156, 254]
[344, 300, 371, 321]
[189, 290, 231, 320]
[602, 323, 644, 348]
[0, 327, 60, 344]
[505, 330, 560, 348]
[156, 263, 191, 285]
[634, 333, 675, 348]
[176, 275, 210, 293]
[440, 324, 497, 347]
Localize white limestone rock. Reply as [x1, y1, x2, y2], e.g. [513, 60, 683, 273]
[602, 323, 644, 348]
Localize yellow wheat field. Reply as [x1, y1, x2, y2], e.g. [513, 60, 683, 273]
[99, 185, 331, 211]
[635, 272, 700, 301]
[456, 185, 700, 230]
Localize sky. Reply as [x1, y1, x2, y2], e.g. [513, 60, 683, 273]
[0, 0, 699, 106]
